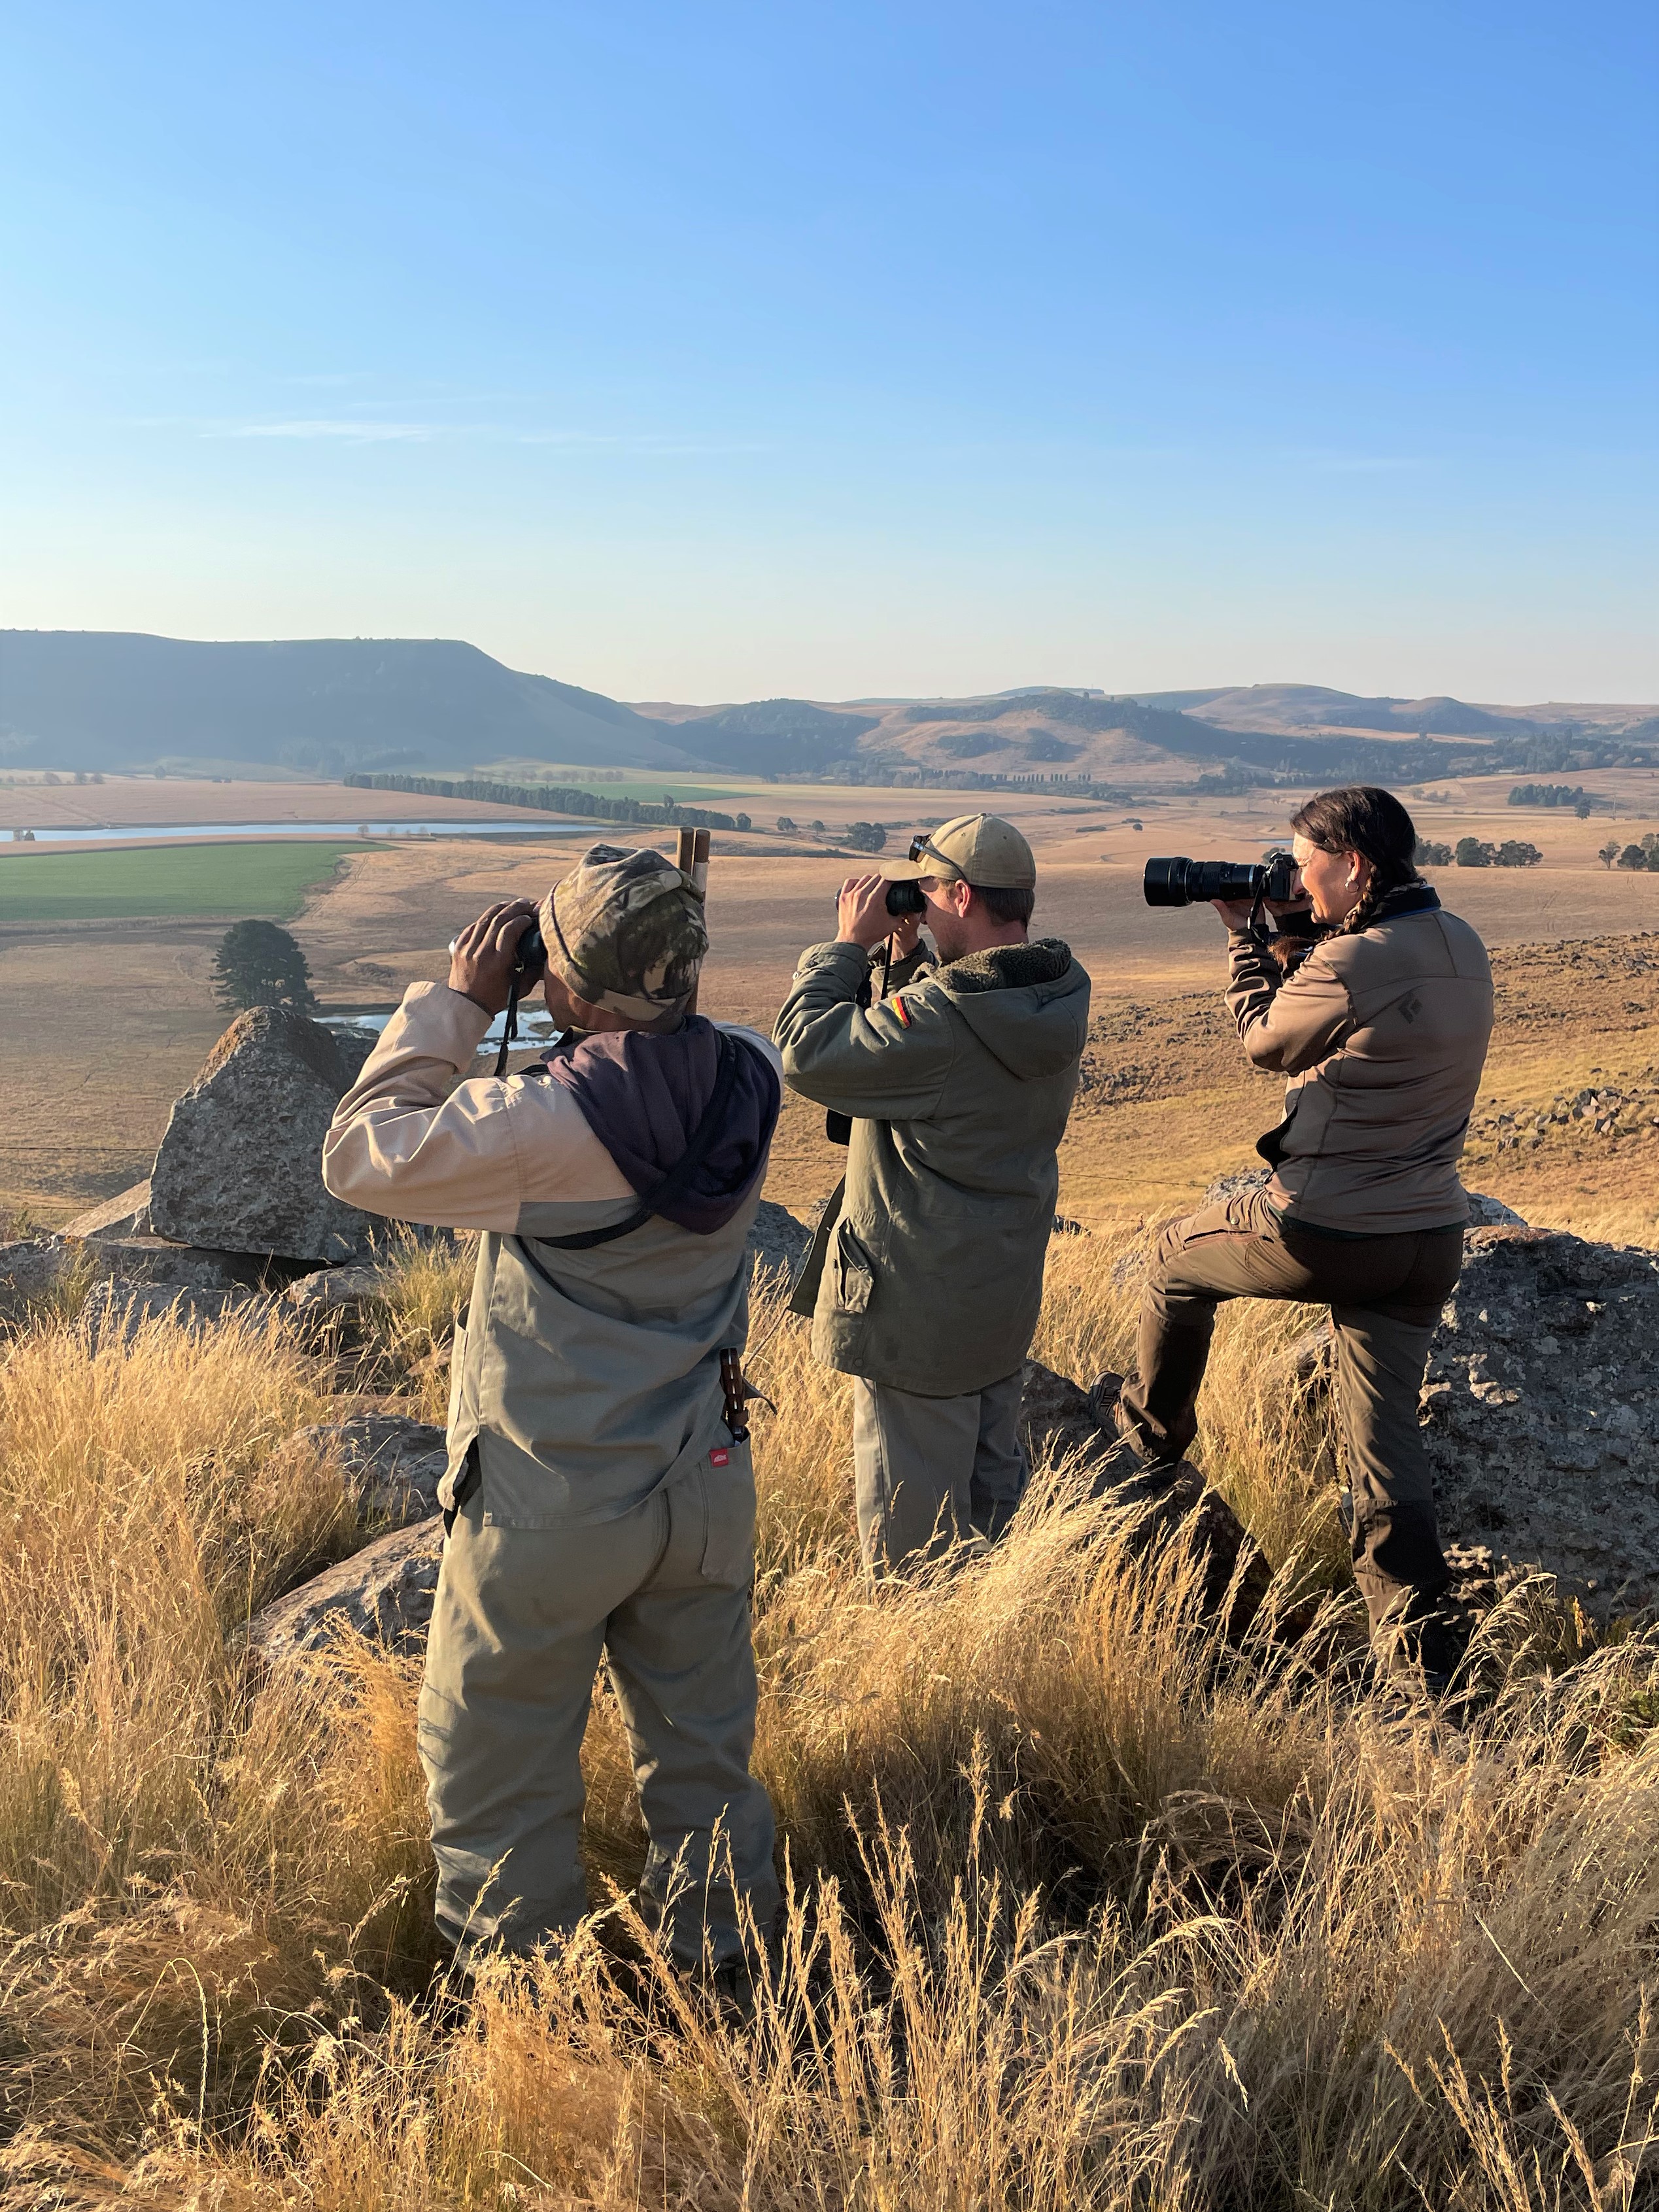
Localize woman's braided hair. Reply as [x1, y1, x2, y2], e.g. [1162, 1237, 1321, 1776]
[1290, 785, 1423, 937]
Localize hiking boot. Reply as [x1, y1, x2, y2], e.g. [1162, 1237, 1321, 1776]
[1372, 1587, 1471, 1701]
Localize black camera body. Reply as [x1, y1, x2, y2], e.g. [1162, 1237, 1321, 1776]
[884, 879, 927, 918]
[1143, 849, 1300, 910]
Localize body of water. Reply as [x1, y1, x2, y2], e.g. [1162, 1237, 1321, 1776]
[3, 819, 589, 845]
[320, 1008, 565, 1048]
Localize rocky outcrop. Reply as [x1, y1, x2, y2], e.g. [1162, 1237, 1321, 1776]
[283, 1259, 396, 1322]
[62, 1180, 152, 1240]
[82, 1277, 265, 1346]
[148, 1008, 380, 1266]
[80, 1236, 271, 1291]
[748, 1199, 812, 1288]
[243, 1516, 445, 1663]
[0, 1237, 71, 1319]
[279, 1413, 448, 1527]
[1423, 1227, 1659, 1615]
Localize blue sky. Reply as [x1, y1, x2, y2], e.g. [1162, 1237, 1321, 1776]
[3, 1, 1654, 702]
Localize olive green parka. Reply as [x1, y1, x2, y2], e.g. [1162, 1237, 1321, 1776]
[774, 937, 1090, 1396]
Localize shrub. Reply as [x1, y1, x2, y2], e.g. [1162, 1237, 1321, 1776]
[1454, 836, 1491, 867]
[844, 821, 887, 853]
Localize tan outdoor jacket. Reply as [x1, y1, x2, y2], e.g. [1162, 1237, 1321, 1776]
[1226, 885, 1493, 1234]
[322, 983, 779, 1524]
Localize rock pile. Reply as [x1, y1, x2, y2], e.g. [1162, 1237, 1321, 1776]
[1424, 1227, 1659, 1614]
[149, 1006, 379, 1266]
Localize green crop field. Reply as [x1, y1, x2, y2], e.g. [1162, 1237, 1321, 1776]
[0, 840, 355, 922]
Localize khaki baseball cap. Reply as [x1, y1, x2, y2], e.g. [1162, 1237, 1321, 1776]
[905, 813, 1036, 891]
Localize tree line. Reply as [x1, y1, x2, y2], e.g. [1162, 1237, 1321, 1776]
[342, 772, 747, 833]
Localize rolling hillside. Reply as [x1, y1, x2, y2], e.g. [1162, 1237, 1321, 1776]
[4, 631, 1652, 787]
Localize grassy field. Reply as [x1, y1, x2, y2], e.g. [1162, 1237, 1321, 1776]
[0, 841, 354, 923]
[4, 1232, 1659, 2206]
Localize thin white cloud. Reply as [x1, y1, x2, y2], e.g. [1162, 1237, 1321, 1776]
[214, 419, 438, 442]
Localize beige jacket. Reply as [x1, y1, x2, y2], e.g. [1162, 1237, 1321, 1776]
[322, 983, 780, 1523]
[1225, 885, 1493, 1234]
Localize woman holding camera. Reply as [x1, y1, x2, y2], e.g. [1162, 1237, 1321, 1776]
[1116, 785, 1494, 1688]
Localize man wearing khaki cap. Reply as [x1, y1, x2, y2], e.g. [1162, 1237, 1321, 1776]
[323, 843, 781, 1975]
[775, 815, 1091, 1573]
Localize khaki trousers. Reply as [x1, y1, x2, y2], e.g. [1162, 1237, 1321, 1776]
[417, 1448, 778, 1964]
[852, 1371, 1028, 1574]
[1118, 1187, 1463, 1626]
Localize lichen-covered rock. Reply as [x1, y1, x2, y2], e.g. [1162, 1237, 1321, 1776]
[82, 1276, 266, 1346]
[62, 1180, 152, 1240]
[1423, 1227, 1659, 1614]
[80, 1236, 271, 1291]
[148, 1007, 379, 1265]
[243, 1516, 444, 1663]
[283, 1260, 396, 1321]
[279, 1413, 448, 1526]
[0, 1237, 71, 1318]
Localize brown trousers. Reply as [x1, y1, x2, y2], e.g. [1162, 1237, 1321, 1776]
[1118, 1187, 1463, 1625]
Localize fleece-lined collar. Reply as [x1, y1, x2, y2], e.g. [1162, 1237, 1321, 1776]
[934, 937, 1073, 994]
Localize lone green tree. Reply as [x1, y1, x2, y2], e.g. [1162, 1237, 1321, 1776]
[211, 919, 317, 1012]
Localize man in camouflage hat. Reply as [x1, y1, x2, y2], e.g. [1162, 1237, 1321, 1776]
[775, 815, 1091, 1574]
[324, 843, 781, 1973]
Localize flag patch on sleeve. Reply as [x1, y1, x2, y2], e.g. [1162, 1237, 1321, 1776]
[891, 995, 912, 1028]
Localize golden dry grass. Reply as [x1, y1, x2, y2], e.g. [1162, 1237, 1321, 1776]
[3, 1226, 1659, 2208]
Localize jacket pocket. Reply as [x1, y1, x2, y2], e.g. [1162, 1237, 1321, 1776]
[700, 1439, 757, 1587]
[830, 1219, 878, 1316]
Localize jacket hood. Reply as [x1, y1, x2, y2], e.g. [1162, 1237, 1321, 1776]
[932, 938, 1091, 1078]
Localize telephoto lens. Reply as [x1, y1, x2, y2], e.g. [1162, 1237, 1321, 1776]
[885, 879, 927, 917]
[1142, 855, 1300, 908]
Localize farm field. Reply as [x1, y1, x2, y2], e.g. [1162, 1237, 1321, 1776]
[0, 840, 355, 923]
[3, 821, 1658, 1240]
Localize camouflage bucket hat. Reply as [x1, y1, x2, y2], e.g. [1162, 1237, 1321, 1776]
[539, 843, 708, 1022]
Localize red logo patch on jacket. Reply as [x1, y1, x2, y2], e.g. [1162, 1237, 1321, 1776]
[710, 1448, 730, 1467]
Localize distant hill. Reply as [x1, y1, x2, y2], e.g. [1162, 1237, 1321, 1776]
[668, 699, 881, 775]
[0, 632, 703, 775]
[1154, 683, 1544, 738]
[5, 634, 1652, 787]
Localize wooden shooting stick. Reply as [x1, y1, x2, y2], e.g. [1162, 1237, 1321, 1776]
[676, 826, 711, 1016]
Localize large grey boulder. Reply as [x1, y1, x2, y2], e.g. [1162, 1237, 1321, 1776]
[243, 1516, 444, 1663]
[284, 1259, 396, 1322]
[0, 1237, 71, 1319]
[80, 1235, 271, 1291]
[1423, 1227, 1659, 1616]
[82, 1276, 266, 1346]
[62, 1180, 152, 1240]
[149, 1008, 379, 1266]
[279, 1413, 448, 1526]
